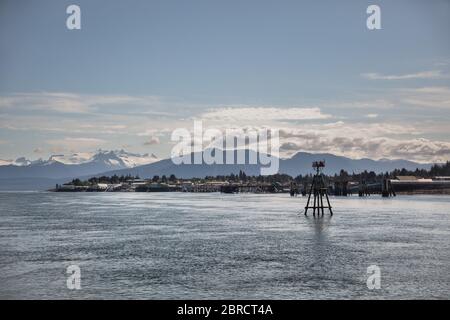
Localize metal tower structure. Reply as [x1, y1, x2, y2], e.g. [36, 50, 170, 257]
[304, 161, 333, 217]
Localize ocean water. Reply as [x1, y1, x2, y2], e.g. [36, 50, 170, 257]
[0, 192, 449, 299]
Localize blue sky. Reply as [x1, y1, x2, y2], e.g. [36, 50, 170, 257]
[1, 0, 450, 163]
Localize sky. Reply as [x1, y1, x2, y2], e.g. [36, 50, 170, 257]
[1, 0, 450, 163]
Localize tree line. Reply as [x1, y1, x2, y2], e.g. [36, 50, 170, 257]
[68, 161, 450, 186]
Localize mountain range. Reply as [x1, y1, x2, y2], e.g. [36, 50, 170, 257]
[102, 150, 433, 179]
[0, 149, 434, 190]
[0, 150, 158, 180]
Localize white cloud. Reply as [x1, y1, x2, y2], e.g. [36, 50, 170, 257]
[362, 70, 447, 80]
[0, 92, 164, 114]
[399, 86, 450, 109]
[326, 99, 395, 109]
[366, 113, 378, 118]
[46, 138, 106, 152]
[144, 136, 160, 145]
[199, 107, 331, 122]
[137, 128, 172, 137]
[324, 86, 450, 110]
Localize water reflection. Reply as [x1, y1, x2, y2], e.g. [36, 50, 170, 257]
[305, 215, 332, 240]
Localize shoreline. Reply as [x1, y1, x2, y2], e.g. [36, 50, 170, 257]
[31, 188, 450, 196]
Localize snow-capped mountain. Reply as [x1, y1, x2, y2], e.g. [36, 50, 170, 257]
[1, 150, 159, 168]
[0, 159, 13, 166]
[0, 157, 49, 166]
[113, 150, 159, 168]
[0, 150, 159, 180]
[87, 150, 159, 168]
[1, 157, 30, 166]
[12, 157, 32, 166]
[48, 153, 93, 165]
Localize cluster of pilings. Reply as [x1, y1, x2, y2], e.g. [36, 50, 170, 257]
[219, 183, 281, 194]
[358, 180, 371, 197]
[334, 181, 349, 196]
[290, 182, 300, 196]
[381, 178, 396, 197]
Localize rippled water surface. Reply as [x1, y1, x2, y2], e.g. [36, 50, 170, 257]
[0, 192, 449, 299]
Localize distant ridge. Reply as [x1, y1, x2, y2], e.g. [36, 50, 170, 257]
[98, 150, 433, 179]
